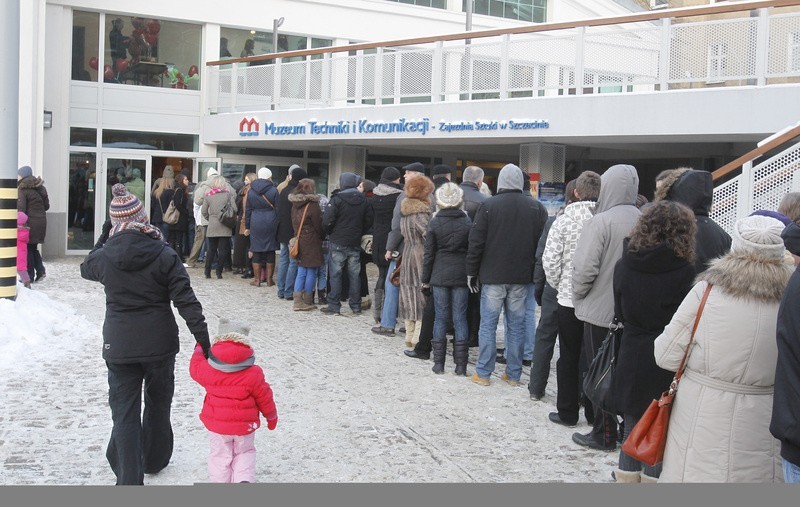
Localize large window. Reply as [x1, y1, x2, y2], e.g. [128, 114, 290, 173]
[466, 0, 547, 22]
[385, 0, 447, 8]
[220, 27, 331, 63]
[67, 152, 97, 251]
[71, 12, 201, 90]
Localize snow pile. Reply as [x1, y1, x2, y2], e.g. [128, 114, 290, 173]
[0, 282, 98, 367]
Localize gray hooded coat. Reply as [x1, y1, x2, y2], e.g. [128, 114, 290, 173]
[571, 164, 641, 327]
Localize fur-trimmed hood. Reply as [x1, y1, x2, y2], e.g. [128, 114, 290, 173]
[288, 192, 321, 204]
[401, 197, 432, 216]
[697, 251, 793, 303]
[17, 175, 45, 190]
[655, 168, 714, 216]
[372, 183, 403, 196]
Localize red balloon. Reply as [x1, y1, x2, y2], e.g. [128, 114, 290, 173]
[144, 33, 158, 46]
[188, 65, 198, 77]
[147, 20, 161, 34]
[103, 64, 114, 80]
[116, 59, 129, 73]
[89, 56, 98, 70]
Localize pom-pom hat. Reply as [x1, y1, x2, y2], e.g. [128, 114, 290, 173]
[109, 183, 149, 225]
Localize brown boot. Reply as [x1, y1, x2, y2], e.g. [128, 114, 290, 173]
[292, 292, 315, 311]
[250, 264, 262, 287]
[265, 263, 275, 286]
[303, 291, 317, 309]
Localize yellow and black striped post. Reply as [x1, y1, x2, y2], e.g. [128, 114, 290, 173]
[0, 180, 17, 300]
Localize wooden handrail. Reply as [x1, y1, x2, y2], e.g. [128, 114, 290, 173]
[207, 0, 800, 67]
[712, 124, 800, 181]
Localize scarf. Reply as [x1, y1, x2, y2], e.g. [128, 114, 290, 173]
[109, 221, 164, 241]
[206, 187, 228, 197]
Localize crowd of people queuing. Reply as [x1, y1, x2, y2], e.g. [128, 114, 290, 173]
[14, 155, 796, 485]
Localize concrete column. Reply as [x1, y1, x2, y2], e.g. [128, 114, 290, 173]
[327, 146, 367, 196]
[519, 142, 566, 183]
[0, 0, 20, 299]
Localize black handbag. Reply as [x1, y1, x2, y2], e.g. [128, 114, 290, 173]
[582, 318, 623, 414]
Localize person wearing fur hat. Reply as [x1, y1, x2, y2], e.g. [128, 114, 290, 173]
[772, 221, 800, 483]
[80, 183, 210, 485]
[289, 178, 325, 310]
[421, 182, 472, 375]
[397, 175, 435, 346]
[321, 172, 373, 315]
[466, 164, 548, 387]
[654, 215, 792, 482]
[654, 167, 731, 274]
[276, 165, 308, 300]
[17, 165, 49, 282]
[17, 212, 31, 289]
[190, 318, 278, 483]
[245, 168, 280, 287]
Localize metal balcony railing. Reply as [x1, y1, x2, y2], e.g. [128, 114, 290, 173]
[205, 0, 800, 113]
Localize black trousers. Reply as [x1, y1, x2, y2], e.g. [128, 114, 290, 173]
[106, 357, 175, 485]
[466, 291, 481, 346]
[27, 242, 45, 280]
[529, 284, 559, 397]
[167, 230, 186, 262]
[413, 294, 435, 355]
[555, 304, 586, 423]
[583, 322, 618, 445]
[205, 236, 231, 277]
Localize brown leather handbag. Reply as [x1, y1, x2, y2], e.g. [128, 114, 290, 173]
[389, 256, 402, 287]
[289, 203, 309, 259]
[621, 283, 712, 467]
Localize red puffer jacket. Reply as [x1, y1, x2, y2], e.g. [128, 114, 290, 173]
[190, 340, 278, 436]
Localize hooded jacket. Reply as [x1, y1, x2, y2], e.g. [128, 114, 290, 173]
[17, 175, 50, 244]
[572, 164, 641, 327]
[542, 200, 596, 308]
[245, 178, 280, 253]
[17, 212, 29, 272]
[289, 192, 325, 268]
[323, 173, 373, 248]
[369, 182, 403, 268]
[466, 165, 549, 285]
[190, 339, 278, 436]
[655, 169, 732, 274]
[771, 222, 800, 467]
[80, 229, 209, 363]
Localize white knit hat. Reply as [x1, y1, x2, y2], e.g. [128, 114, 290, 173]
[258, 167, 272, 180]
[435, 182, 464, 210]
[731, 215, 786, 259]
[214, 317, 251, 344]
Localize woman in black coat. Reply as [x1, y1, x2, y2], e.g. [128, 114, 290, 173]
[368, 168, 403, 323]
[421, 182, 472, 377]
[167, 173, 190, 262]
[611, 200, 697, 483]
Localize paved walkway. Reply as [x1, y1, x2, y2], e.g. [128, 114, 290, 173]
[0, 258, 617, 484]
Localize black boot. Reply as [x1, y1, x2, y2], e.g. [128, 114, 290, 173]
[317, 289, 327, 305]
[431, 340, 447, 374]
[453, 342, 469, 376]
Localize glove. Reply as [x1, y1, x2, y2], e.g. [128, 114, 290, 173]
[195, 331, 211, 359]
[267, 416, 278, 430]
[534, 287, 543, 307]
[420, 284, 432, 297]
[467, 276, 480, 294]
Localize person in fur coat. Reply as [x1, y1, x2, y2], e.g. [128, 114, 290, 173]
[399, 175, 435, 348]
[190, 318, 278, 483]
[654, 215, 792, 482]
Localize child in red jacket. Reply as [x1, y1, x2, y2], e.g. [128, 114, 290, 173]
[17, 212, 31, 288]
[190, 318, 278, 483]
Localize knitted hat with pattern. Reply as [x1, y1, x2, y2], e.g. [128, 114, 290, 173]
[109, 183, 148, 225]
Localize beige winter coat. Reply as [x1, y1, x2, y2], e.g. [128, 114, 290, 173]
[653, 252, 792, 483]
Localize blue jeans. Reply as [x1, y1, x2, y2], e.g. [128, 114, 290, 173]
[294, 266, 318, 293]
[432, 286, 469, 344]
[785, 459, 800, 483]
[277, 243, 299, 297]
[327, 243, 361, 312]
[380, 259, 399, 329]
[476, 284, 528, 381]
[503, 283, 537, 361]
[317, 250, 329, 290]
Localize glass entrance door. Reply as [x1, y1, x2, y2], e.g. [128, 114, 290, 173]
[99, 154, 152, 240]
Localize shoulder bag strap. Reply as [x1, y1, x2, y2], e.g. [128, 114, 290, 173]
[295, 203, 309, 240]
[669, 283, 713, 395]
[261, 193, 275, 209]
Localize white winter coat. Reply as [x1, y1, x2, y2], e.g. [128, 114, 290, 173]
[653, 252, 792, 482]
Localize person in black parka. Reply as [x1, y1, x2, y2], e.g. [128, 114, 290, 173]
[80, 184, 209, 486]
[368, 167, 404, 324]
[422, 182, 472, 376]
[611, 200, 697, 483]
[654, 168, 731, 274]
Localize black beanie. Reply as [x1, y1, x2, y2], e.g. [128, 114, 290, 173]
[380, 166, 401, 182]
[432, 164, 452, 177]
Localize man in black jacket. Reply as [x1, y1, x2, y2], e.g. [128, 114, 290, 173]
[276, 165, 307, 300]
[369, 167, 403, 329]
[460, 165, 489, 348]
[771, 222, 800, 483]
[80, 184, 209, 485]
[466, 164, 548, 386]
[321, 172, 373, 315]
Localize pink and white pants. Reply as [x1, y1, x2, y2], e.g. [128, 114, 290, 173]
[208, 431, 257, 483]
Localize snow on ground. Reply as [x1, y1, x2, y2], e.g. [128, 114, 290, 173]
[0, 257, 617, 484]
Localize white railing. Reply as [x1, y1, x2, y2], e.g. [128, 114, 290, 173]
[207, 3, 800, 113]
[711, 136, 800, 235]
